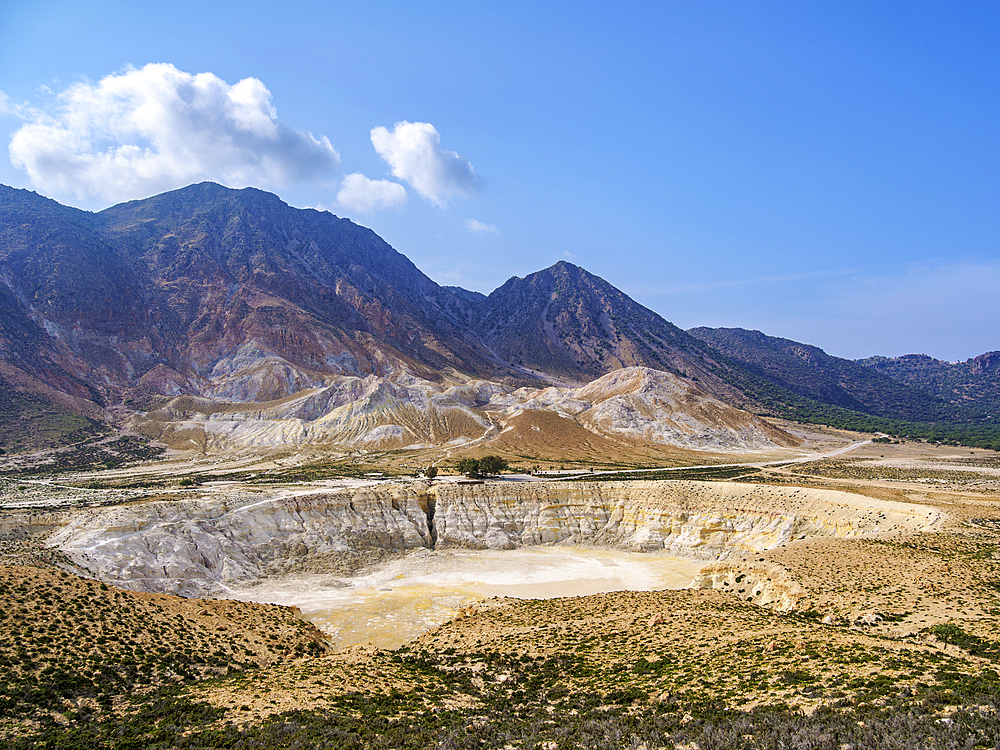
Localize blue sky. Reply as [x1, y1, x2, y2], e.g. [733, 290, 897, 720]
[1, 1, 997, 361]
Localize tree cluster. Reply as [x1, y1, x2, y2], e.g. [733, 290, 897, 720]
[456, 455, 508, 478]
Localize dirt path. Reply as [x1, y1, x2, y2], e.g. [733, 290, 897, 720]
[523, 439, 873, 481]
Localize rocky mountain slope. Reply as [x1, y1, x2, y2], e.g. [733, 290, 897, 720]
[0, 183, 507, 409]
[0, 183, 799, 454]
[688, 326, 961, 422]
[2, 181, 995, 455]
[0, 185, 720, 403]
[858, 351, 1000, 417]
[474, 261, 715, 381]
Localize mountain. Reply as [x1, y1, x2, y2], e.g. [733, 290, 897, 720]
[8, 182, 994, 456]
[471, 261, 769, 408]
[0, 186, 125, 404]
[0, 183, 799, 455]
[689, 327, 1000, 448]
[0, 182, 510, 408]
[687, 327, 961, 423]
[858, 352, 1000, 418]
[476, 261, 697, 377]
[0, 183, 771, 413]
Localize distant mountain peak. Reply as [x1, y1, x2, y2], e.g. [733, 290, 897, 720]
[691, 326, 995, 424]
[472, 261, 734, 391]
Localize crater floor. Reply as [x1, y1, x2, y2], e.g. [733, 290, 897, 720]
[224, 546, 707, 650]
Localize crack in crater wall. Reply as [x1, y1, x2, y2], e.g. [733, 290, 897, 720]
[418, 489, 437, 548]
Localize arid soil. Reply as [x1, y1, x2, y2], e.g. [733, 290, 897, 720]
[1, 428, 999, 747]
[0, 564, 327, 738]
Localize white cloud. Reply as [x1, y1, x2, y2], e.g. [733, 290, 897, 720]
[0, 91, 37, 120]
[465, 218, 498, 233]
[336, 172, 407, 213]
[5, 63, 339, 206]
[371, 121, 480, 206]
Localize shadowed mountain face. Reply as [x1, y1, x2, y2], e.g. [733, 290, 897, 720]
[688, 327, 995, 424]
[0, 187, 133, 403]
[475, 261, 690, 379]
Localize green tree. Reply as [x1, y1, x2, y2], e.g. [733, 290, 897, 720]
[456, 458, 480, 477]
[425, 466, 438, 479]
[478, 455, 508, 475]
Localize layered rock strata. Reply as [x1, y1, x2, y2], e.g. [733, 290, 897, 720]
[47, 481, 943, 597]
[134, 366, 797, 453]
[45, 488, 432, 596]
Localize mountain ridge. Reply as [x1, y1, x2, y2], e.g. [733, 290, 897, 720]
[0, 182, 996, 453]
[2, 183, 801, 454]
[0, 182, 511, 402]
[689, 326, 1000, 448]
[687, 326, 963, 423]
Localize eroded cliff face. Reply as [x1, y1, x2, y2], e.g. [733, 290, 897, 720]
[430, 481, 939, 554]
[47, 481, 943, 598]
[47, 488, 432, 597]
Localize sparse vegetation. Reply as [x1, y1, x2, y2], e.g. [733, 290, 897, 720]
[0, 435, 165, 477]
[0, 378, 109, 454]
[2, 428, 999, 747]
[568, 464, 759, 482]
[0, 564, 324, 740]
[5, 577, 1000, 748]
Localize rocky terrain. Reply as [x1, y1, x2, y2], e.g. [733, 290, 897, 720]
[0, 183, 734, 409]
[2, 434, 1000, 748]
[0, 183, 500, 404]
[0, 183, 811, 457]
[472, 261, 734, 391]
[44, 476, 940, 602]
[3, 182, 1000, 747]
[128, 365, 797, 454]
[8, 182, 998, 460]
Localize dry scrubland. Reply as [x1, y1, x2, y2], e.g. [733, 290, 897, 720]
[1, 431, 1000, 748]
